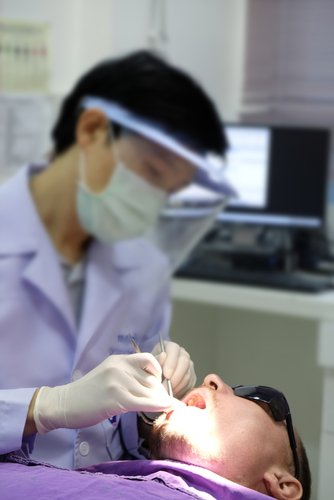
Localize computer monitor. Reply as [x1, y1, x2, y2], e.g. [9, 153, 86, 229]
[219, 123, 331, 229]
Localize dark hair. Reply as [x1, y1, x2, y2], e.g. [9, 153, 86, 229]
[51, 50, 227, 157]
[298, 437, 311, 500]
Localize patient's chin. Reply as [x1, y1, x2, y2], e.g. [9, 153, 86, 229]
[148, 411, 221, 468]
[149, 426, 190, 462]
[148, 426, 223, 477]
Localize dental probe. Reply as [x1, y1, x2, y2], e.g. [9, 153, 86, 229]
[130, 336, 141, 354]
[159, 334, 173, 398]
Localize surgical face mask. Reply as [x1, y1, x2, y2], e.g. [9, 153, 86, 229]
[76, 152, 167, 243]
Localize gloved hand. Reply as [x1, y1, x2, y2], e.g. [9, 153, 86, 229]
[152, 340, 197, 400]
[33, 353, 179, 434]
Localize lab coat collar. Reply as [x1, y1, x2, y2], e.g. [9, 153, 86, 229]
[0, 164, 47, 255]
[0, 165, 167, 362]
[0, 165, 77, 334]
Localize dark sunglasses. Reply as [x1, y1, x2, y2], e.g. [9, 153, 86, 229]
[232, 385, 300, 480]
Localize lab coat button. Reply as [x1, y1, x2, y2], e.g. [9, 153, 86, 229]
[79, 441, 90, 456]
[72, 369, 82, 381]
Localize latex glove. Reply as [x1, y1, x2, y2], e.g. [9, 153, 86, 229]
[33, 353, 179, 434]
[152, 340, 197, 400]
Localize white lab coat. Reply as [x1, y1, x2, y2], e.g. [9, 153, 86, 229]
[0, 165, 172, 469]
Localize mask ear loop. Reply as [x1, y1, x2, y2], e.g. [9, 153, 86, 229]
[78, 149, 87, 187]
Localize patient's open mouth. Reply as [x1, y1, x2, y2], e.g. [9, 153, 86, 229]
[184, 393, 206, 409]
[163, 392, 206, 422]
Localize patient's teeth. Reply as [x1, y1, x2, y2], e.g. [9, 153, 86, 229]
[186, 395, 206, 409]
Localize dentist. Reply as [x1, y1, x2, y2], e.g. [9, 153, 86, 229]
[0, 51, 233, 469]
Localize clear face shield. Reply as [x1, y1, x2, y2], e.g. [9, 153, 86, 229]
[148, 186, 227, 275]
[81, 96, 237, 279]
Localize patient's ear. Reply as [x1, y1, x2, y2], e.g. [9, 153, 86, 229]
[263, 470, 303, 500]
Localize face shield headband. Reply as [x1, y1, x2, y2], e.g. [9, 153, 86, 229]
[80, 96, 237, 198]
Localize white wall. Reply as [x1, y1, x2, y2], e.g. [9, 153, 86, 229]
[0, 0, 247, 118]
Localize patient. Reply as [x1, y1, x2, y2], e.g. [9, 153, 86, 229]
[0, 374, 310, 500]
[147, 373, 310, 500]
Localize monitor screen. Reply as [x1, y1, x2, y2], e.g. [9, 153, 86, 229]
[224, 125, 270, 209]
[219, 123, 331, 228]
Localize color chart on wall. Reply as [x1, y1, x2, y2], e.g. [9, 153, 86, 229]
[0, 19, 50, 92]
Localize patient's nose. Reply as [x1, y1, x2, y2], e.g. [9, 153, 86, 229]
[203, 374, 232, 393]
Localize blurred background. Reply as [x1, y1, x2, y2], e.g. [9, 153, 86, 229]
[1, 1, 334, 498]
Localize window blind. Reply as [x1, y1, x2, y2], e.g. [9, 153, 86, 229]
[241, 0, 334, 126]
